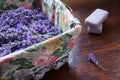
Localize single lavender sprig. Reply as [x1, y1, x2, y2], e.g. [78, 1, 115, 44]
[88, 52, 107, 72]
[88, 52, 98, 64]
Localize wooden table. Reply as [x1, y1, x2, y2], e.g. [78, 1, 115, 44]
[41, 0, 120, 80]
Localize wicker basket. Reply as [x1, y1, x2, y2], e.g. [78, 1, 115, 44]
[0, 0, 82, 80]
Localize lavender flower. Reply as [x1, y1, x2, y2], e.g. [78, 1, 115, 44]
[0, 7, 62, 58]
[88, 52, 98, 64]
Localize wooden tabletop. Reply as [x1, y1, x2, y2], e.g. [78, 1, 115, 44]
[41, 0, 120, 80]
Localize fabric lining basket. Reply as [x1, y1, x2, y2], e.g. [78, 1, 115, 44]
[0, 0, 82, 80]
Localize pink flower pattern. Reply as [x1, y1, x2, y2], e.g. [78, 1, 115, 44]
[67, 39, 75, 49]
[0, 56, 13, 65]
[32, 53, 58, 67]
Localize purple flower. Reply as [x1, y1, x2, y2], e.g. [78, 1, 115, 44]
[88, 52, 98, 64]
[0, 7, 62, 58]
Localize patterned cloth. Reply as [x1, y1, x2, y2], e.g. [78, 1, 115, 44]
[0, 0, 82, 80]
[0, 0, 33, 10]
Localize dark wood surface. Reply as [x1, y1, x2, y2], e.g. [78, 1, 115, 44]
[41, 0, 120, 80]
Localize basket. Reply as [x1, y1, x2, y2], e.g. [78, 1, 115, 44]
[0, 0, 82, 80]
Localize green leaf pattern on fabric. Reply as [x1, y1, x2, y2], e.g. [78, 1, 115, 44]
[10, 58, 34, 70]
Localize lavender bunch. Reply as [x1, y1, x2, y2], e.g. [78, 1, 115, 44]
[0, 7, 62, 57]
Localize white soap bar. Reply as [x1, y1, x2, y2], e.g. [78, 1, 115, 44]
[88, 25, 102, 34]
[85, 8, 109, 28]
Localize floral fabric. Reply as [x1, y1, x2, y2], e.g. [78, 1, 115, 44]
[42, 0, 80, 32]
[0, 0, 34, 11]
[0, 0, 82, 80]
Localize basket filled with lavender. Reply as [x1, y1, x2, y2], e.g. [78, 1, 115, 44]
[0, 0, 82, 80]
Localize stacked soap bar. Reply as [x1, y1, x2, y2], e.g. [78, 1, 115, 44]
[85, 8, 109, 34]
